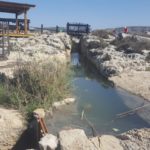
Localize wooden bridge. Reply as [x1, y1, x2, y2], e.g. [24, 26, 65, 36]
[67, 23, 90, 36]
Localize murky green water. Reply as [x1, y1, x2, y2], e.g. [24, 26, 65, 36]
[46, 54, 150, 136]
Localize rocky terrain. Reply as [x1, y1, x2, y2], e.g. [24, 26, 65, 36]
[0, 31, 150, 149]
[119, 128, 150, 150]
[0, 32, 72, 149]
[80, 34, 150, 102]
[0, 32, 71, 77]
[39, 128, 150, 150]
[0, 108, 26, 150]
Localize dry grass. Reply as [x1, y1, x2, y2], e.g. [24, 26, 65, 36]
[0, 60, 72, 119]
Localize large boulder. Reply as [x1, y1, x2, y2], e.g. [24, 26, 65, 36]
[59, 129, 99, 150]
[0, 107, 26, 150]
[59, 129, 124, 150]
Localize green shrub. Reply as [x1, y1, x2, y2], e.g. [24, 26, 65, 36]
[111, 37, 150, 54]
[92, 30, 109, 39]
[0, 61, 72, 119]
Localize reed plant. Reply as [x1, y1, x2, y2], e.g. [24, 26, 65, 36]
[0, 59, 72, 119]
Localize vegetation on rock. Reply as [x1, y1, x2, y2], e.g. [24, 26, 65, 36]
[111, 36, 150, 54]
[92, 30, 110, 39]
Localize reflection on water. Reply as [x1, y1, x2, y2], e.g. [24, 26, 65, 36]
[46, 53, 150, 136]
[71, 53, 81, 66]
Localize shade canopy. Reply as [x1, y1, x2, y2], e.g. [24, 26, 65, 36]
[0, 1, 35, 15]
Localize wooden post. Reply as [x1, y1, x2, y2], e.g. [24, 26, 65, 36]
[56, 25, 59, 33]
[41, 24, 43, 34]
[24, 10, 28, 34]
[16, 13, 19, 34]
[67, 23, 69, 34]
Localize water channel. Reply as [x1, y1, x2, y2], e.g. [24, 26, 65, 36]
[46, 53, 150, 136]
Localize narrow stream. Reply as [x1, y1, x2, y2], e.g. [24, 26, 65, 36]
[46, 53, 150, 136]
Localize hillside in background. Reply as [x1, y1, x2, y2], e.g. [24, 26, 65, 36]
[115, 26, 150, 33]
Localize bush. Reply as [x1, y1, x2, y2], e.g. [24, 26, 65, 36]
[87, 38, 108, 50]
[111, 36, 150, 54]
[0, 61, 72, 119]
[100, 38, 108, 49]
[146, 52, 150, 62]
[92, 30, 109, 39]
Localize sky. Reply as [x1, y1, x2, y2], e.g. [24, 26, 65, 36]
[0, 0, 150, 29]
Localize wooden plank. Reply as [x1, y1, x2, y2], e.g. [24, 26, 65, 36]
[39, 118, 48, 136]
[41, 118, 48, 133]
[24, 10, 28, 34]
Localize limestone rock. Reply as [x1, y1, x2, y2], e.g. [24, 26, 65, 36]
[63, 98, 76, 104]
[59, 129, 98, 150]
[99, 135, 123, 150]
[89, 137, 101, 149]
[119, 128, 150, 150]
[10, 33, 71, 57]
[80, 34, 150, 78]
[52, 98, 76, 109]
[0, 107, 26, 150]
[52, 101, 66, 109]
[2, 33, 71, 77]
[81, 35, 102, 52]
[39, 134, 58, 150]
[33, 108, 45, 118]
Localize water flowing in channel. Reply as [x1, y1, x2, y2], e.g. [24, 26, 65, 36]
[46, 52, 150, 136]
